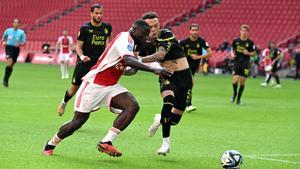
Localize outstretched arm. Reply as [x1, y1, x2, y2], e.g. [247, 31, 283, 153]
[139, 46, 166, 63]
[124, 55, 172, 77]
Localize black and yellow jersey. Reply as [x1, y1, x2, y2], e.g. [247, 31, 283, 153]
[232, 37, 255, 64]
[77, 21, 112, 64]
[180, 36, 209, 71]
[137, 41, 156, 57]
[157, 29, 186, 62]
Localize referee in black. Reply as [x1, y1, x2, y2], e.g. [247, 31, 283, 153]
[57, 4, 112, 116]
[231, 24, 256, 105]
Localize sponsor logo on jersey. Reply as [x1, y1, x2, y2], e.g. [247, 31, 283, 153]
[127, 44, 133, 51]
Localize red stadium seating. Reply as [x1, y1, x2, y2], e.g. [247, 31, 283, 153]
[172, 0, 300, 49]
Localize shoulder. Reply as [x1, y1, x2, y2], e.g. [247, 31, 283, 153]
[233, 37, 240, 42]
[179, 38, 188, 45]
[20, 29, 25, 34]
[157, 29, 175, 41]
[247, 38, 254, 44]
[102, 22, 112, 29]
[80, 22, 90, 29]
[4, 28, 12, 33]
[198, 37, 206, 43]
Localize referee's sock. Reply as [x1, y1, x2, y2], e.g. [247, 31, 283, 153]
[237, 85, 245, 102]
[4, 66, 13, 82]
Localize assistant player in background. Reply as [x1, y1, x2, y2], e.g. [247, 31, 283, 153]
[231, 24, 256, 105]
[180, 23, 211, 112]
[1, 18, 26, 88]
[43, 20, 172, 157]
[56, 29, 74, 79]
[141, 12, 193, 155]
[57, 4, 112, 116]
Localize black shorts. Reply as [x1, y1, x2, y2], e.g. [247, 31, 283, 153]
[233, 62, 249, 77]
[271, 61, 279, 73]
[188, 60, 200, 76]
[5, 45, 20, 63]
[159, 68, 193, 111]
[71, 61, 95, 86]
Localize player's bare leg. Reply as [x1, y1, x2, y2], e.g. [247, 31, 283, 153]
[43, 112, 90, 155]
[58, 84, 80, 116]
[97, 92, 139, 157]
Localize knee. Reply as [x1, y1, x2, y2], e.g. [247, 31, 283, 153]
[130, 102, 140, 114]
[125, 101, 140, 115]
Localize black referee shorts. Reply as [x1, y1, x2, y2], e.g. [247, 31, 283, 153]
[5, 45, 20, 63]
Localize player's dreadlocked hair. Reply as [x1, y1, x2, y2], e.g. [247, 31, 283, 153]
[141, 12, 159, 20]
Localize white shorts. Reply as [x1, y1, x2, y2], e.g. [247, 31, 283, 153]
[265, 65, 272, 71]
[74, 81, 128, 113]
[58, 53, 71, 62]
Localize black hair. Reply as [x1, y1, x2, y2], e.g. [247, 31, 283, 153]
[132, 19, 150, 32]
[91, 3, 102, 12]
[141, 12, 158, 20]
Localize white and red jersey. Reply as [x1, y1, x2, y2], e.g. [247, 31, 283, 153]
[83, 32, 135, 86]
[262, 48, 272, 67]
[57, 35, 73, 54]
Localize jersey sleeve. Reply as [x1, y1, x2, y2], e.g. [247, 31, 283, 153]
[200, 38, 210, 49]
[157, 30, 175, 53]
[107, 23, 112, 36]
[77, 26, 87, 41]
[232, 39, 237, 50]
[116, 34, 134, 58]
[21, 30, 26, 44]
[69, 36, 74, 44]
[2, 29, 8, 41]
[248, 41, 256, 52]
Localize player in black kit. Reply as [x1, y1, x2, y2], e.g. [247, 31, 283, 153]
[57, 4, 112, 116]
[140, 12, 193, 156]
[231, 24, 256, 105]
[180, 23, 211, 112]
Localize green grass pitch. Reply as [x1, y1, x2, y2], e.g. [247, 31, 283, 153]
[0, 63, 299, 169]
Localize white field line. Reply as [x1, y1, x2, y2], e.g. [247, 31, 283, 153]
[245, 154, 300, 165]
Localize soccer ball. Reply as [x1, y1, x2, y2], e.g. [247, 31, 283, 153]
[221, 150, 243, 169]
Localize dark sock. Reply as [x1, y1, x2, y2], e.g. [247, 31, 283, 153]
[160, 95, 174, 138]
[266, 75, 272, 84]
[161, 104, 172, 138]
[232, 83, 238, 99]
[237, 85, 245, 101]
[63, 90, 73, 103]
[169, 113, 182, 126]
[4, 66, 13, 82]
[275, 75, 280, 84]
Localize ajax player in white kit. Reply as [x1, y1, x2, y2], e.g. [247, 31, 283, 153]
[43, 20, 172, 157]
[56, 29, 74, 79]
